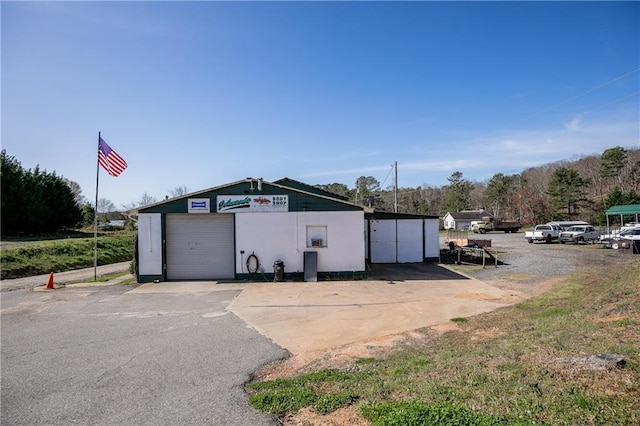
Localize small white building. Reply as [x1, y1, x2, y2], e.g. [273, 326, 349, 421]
[366, 212, 440, 263]
[135, 178, 441, 283]
[442, 209, 493, 230]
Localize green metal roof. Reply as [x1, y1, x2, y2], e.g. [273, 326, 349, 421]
[605, 204, 640, 215]
[274, 178, 350, 201]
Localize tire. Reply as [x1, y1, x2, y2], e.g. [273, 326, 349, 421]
[577, 236, 584, 244]
[560, 240, 565, 244]
[546, 235, 552, 244]
[527, 239, 533, 244]
[479, 229, 486, 234]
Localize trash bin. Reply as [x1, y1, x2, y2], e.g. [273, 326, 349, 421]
[273, 260, 285, 282]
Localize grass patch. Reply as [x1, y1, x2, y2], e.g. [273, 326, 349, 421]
[450, 317, 468, 323]
[247, 369, 361, 415]
[90, 271, 131, 283]
[247, 257, 640, 424]
[0, 232, 135, 279]
[359, 400, 534, 425]
[64, 271, 135, 286]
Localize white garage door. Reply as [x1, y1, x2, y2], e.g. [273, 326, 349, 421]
[370, 220, 397, 263]
[397, 219, 423, 263]
[166, 214, 234, 280]
[370, 219, 424, 263]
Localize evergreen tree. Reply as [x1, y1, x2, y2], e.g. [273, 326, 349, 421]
[484, 173, 517, 218]
[1, 150, 83, 235]
[547, 167, 589, 219]
[600, 146, 627, 191]
[444, 171, 474, 212]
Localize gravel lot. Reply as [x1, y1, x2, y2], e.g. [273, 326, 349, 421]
[442, 231, 634, 295]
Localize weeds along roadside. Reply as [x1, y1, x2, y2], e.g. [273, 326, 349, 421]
[247, 257, 640, 425]
[0, 232, 134, 279]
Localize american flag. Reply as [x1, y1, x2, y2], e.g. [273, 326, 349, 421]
[98, 137, 127, 177]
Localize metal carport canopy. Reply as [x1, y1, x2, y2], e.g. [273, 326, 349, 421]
[605, 204, 640, 227]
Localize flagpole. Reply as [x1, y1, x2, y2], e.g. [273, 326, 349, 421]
[94, 132, 100, 281]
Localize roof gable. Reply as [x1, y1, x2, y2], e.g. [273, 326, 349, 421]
[445, 210, 493, 220]
[137, 178, 363, 214]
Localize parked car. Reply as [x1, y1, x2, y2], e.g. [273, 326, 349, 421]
[524, 224, 561, 244]
[559, 225, 604, 244]
[547, 220, 590, 230]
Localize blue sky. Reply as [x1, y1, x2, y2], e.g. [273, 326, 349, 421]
[2, 1, 639, 208]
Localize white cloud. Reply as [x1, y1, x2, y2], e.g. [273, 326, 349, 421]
[564, 114, 585, 131]
[291, 109, 639, 188]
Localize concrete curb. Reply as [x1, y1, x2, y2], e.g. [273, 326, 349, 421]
[33, 274, 136, 291]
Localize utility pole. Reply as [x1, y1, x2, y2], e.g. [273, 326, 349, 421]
[394, 161, 398, 213]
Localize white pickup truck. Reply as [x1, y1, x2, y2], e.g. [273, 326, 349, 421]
[559, 225, 603, 244]
[524, 224, 561, 244]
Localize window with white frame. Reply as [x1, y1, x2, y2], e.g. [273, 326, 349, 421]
[306, 225, 327, 248]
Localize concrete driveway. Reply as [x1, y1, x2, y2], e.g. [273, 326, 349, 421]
[130, 264, 522, 355]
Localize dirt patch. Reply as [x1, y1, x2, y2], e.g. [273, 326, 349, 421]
[283, 406, 368, 426]
[255, 332, 417, 382]
[454, 292, 505, 301]
[477, 275, 570, 299]
[593, 315, 628, 323]
[471, 327, 507, 341]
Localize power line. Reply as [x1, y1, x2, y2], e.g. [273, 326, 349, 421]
[582, 91, 640, 115]
[514, 68, 640, 124]
[379, 163, 395, 189]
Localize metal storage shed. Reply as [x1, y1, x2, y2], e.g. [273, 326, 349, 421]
[365, 212, 440, 263]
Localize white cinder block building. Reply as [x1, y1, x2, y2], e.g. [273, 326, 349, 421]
[135, 178, 439, 283]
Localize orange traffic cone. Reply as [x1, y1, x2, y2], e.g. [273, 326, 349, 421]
[46, 272, 55, 290]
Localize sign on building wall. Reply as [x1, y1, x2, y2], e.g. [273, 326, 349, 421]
[216, 195, 288, 213]
[188, 198, 210, 213]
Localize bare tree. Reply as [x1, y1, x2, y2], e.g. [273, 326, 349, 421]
[168, 185, 189, 198]
[64, 179, 86, 206]
[138, 192, 157, 207]
[574, 155, 606, 212]
[97, 198, 115, 215]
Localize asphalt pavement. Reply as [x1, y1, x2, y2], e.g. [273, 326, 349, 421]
[1, 282, 288, 425]
[2, 237, 564, 425]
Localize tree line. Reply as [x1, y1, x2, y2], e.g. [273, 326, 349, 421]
[316, 146, 640, 225]
[3, 146, 639, 235]
[1, 150, 84, 235]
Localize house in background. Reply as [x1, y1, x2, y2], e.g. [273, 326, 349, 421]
[442, 209, 493, 230]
